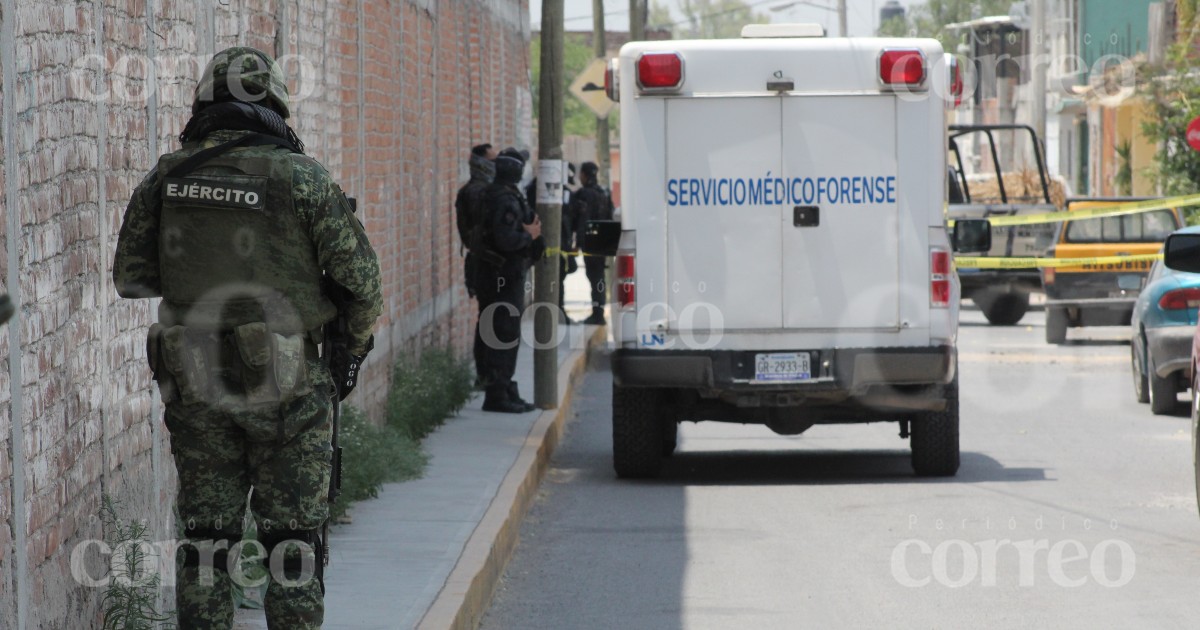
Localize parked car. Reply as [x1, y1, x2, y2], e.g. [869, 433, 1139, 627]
[1131, 233, 1200, 414]
[1158, 229, 1200, 517]
[1043, 198, 1182, 344]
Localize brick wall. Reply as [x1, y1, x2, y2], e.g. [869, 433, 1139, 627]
[0, 0, 531, 627]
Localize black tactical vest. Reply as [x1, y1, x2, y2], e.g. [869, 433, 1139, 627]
[155, 144, 335, 335]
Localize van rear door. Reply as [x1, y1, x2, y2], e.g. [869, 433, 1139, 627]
[780, 95, 899, 330]
[666, 97, 783, 330]
[664, 95, 900, 333]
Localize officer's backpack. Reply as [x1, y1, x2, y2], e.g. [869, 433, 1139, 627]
[455, 179, 490, 256]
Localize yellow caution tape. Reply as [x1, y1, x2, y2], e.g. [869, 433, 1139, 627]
[949, 193, 1200, 227]
[955, 253, 1162, 270]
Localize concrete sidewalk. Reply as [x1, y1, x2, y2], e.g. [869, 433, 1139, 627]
[234, 273, 606, 629]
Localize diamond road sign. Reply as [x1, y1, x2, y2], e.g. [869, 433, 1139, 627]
[569, 58, 614, 119]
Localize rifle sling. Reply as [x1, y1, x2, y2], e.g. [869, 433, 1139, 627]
[166, 133, 298, 179]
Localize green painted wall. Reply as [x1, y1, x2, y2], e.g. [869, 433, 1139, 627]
[1080, 0, 1154, 69]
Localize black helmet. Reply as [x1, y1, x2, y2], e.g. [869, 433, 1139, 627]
[495, 147, 526, 184]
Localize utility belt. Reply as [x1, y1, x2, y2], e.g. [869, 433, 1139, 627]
[470, 246, 507, 268]
[147, 322, 320, 407]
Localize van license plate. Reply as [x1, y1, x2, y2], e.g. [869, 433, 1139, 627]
[754, 352, 811, 382]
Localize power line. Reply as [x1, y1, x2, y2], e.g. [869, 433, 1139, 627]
[533, 8, 629, 29]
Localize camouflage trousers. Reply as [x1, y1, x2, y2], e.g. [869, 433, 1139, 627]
[165, 358, 334, 630]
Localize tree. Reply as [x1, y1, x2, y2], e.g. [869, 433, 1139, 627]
[884, 0, 1014, 48]
[648, 0, 675, 32]
[1141, 10, 1200, 211]
[531, 34, 603, 138]
[662, 0, 769, 40]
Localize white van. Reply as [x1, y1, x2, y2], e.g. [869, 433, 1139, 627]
[602, 26, 975, 478]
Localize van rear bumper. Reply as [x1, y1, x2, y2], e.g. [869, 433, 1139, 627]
[612, 346, 956, 393]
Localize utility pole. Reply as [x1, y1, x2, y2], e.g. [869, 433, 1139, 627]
[1031, 0, 1047, 144]
[630, 0, 644, 41]
[534, 0, 564, 408]
[837, 0, 847, 37]
[594, 0, 610, 187]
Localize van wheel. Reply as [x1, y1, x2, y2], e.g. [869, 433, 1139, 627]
[613, 386, 664, 478]
[976, 291, 1029, 326]
[1045, 307, 1068, 344]
[1131, 340, 1149, 404]
[1149, 358, 1179, 415]
[910, 377, 960, 477]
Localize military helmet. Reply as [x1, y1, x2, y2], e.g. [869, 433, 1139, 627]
[193, 47, 290, 118]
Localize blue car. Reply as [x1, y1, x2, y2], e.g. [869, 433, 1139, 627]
[1131, 228, 1200, 414]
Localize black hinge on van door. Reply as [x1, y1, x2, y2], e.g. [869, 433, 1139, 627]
[793, 206, 819, 227]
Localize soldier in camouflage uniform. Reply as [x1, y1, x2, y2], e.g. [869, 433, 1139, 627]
[113, 47, 382, 630]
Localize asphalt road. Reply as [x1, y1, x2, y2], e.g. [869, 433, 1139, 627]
[481, 307, 1200, 630]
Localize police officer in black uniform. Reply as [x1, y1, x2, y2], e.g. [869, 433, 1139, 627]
[572, 161, 614, 325]
[477, 148, 543, 413]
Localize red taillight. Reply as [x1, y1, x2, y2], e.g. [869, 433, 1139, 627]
[605, 59, 619, 102]
[931, 249, 950, 307]
[879, 49, 926, 86]
[637, 52, 683, 90]
[1043, 267, 1056, 285]
[949, 56, 963, 107]
[616, 254, 635, 308]
[1158, 288, 1200, 310]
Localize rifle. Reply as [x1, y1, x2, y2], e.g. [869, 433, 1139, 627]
[321, 305, 345, 573]
[320, 196, 357, 574]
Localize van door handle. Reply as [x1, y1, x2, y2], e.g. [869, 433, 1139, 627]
[793, 206, 819, 227]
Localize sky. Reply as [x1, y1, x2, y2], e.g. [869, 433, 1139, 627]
[531, 0, 926, 38]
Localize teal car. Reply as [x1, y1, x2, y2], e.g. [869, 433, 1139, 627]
[1131, 227, 1200, 414]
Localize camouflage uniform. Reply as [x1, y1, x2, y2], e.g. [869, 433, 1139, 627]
[114, 48, 382, 630]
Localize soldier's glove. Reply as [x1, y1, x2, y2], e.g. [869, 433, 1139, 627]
[330, 335, 373, 401]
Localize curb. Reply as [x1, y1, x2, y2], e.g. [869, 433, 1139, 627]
[415, 325, 607, 630]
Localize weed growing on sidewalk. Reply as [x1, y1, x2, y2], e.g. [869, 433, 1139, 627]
[99, 496, 175, 629]
[331, 347, 472, 518]
[386, 347, 474, 440]
[332, 406, 427, 518]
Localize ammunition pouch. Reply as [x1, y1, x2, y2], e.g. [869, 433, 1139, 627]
[147, 323, 316, 407]
[232, 322, 313, 406]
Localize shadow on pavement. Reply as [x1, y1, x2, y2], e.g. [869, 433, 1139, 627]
[654, 449, 1047, 485]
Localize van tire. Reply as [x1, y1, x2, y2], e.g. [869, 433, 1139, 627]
[977, 291, 1029, 326]
[910, 377, 960, 477]
[613, 386, 664, 478]
[1149, 362, 1179, 415]
[1045, 307, 1068, 344]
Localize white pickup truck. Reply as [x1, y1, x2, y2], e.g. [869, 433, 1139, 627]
[600, 25, 984, 478]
